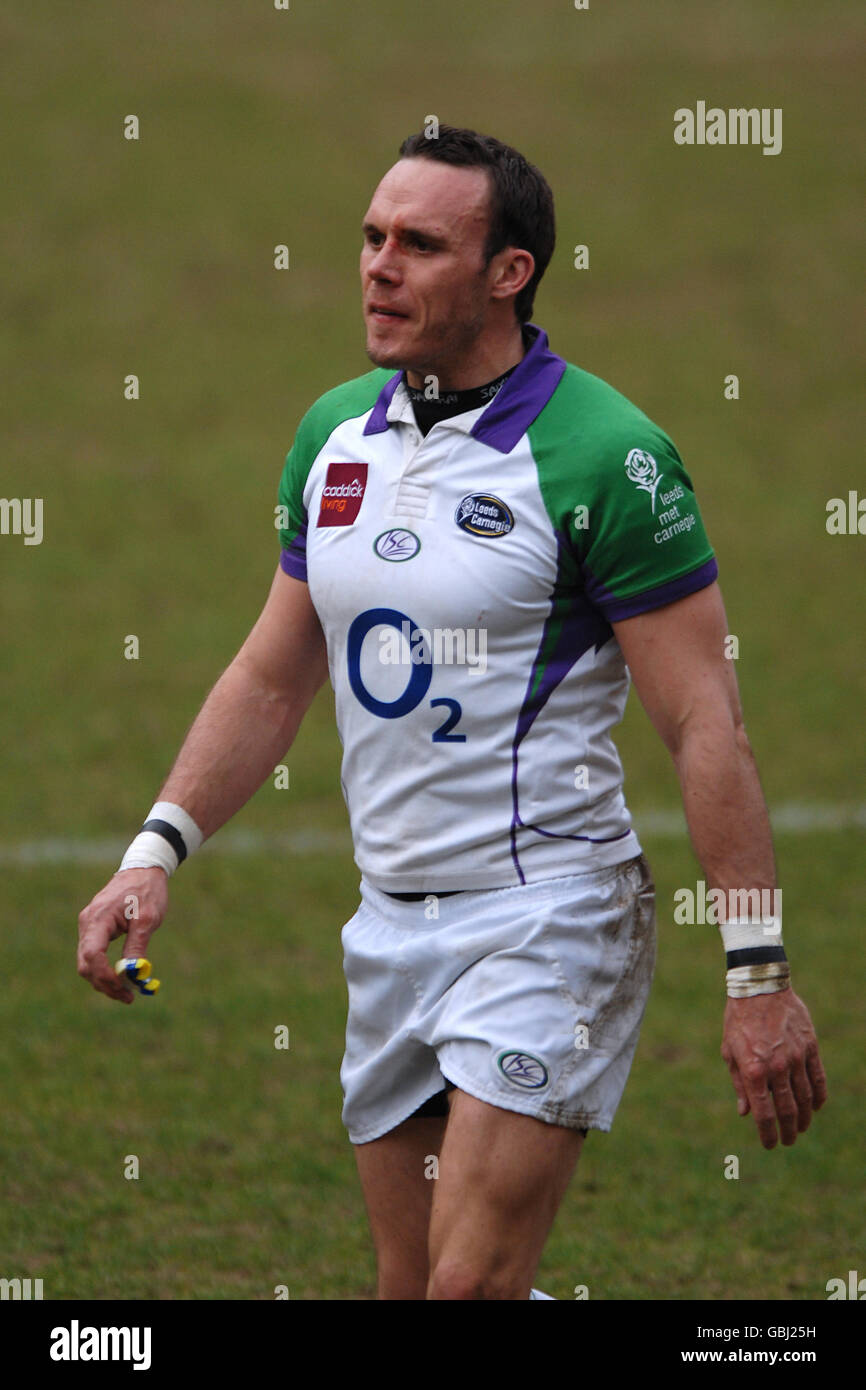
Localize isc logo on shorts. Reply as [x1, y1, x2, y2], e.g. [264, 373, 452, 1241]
[317, 463, 369, 527]
[497, 1050, 549, 1090]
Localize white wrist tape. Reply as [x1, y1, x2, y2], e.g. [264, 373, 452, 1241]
[118, 801, 204, 877]
[726, 962, 791, 998]
[720, 916, 783, 951]
[720, 912, 789, 998]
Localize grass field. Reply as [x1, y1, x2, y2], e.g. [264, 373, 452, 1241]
[1, 0, 863, 1299]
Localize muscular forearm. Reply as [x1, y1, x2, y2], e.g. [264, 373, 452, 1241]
[155, 655, 311, 840]
[673, 714, 776, 901]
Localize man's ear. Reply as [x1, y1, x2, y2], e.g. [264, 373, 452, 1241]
[488, 247, 535, 303]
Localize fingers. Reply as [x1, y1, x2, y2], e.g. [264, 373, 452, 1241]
[739, 1065, 779, 1149]
[722, 992, 828, 1149]
[806, 1045, 828, 1111]
[731, 1052, 824, 1149]
[768, 1020, 829, 1142]
[789, 1055, 814, 1134]
[77, 870, 166, 1004]
[77, 924, 135, 1004]
[766, 1070, 800, 1146]
[732, 1053, 804, 1148]
[723, 1056, 751, 1117]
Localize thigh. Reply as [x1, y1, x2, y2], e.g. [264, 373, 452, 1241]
[427, 1089, 584, 1300]
[354, 1110, 448, 1300]
[431, 856, 656, 1134]
[341, 890, 453, 1143]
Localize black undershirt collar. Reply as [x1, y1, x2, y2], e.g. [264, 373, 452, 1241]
[404, 361, 520, 437]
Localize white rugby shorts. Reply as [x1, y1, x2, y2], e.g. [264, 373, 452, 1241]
[340, 854, 656, 1143]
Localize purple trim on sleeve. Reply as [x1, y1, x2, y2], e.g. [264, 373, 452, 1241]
[362, 371, 403, 435]
[280, 529, 308, 583]
[586, 556, 718, 621]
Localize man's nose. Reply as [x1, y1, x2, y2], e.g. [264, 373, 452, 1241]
[367, 239, 401, 281]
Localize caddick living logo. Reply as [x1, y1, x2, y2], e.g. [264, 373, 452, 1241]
[317, 462, 369, 528]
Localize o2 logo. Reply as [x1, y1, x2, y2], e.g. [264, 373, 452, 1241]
[346, 608, 466, 742]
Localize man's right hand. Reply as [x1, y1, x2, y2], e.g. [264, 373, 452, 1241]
[77, 868, 169, 1004]
[75, 566, 328, 1006]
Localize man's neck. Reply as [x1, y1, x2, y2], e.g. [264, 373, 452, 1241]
[404, 323, 530, 392]
[404, 360, 521, 437]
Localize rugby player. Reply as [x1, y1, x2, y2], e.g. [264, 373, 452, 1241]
[78, 126, 827, 1301]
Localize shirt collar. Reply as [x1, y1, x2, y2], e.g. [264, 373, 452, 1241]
[362, 323, 567, 453]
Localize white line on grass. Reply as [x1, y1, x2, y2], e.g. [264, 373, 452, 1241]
[0, 803, 863, 867]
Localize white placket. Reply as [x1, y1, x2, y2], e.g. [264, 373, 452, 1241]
[385, 385, 484, 522]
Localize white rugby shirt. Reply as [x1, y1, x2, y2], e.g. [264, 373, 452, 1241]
[277, 325, 717, 891]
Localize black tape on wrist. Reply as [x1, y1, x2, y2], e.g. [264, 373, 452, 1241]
[725, 945, 787, 970]
[141, 818, 188, 865]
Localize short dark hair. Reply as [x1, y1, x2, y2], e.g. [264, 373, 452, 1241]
[398, 125, 555, 324]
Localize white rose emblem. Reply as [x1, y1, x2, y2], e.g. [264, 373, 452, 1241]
[624, 448, 664, 514]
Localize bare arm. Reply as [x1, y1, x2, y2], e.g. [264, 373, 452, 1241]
[613, 581, 773, 894]
[613, 582, 827, 1147]
[78, 566, 329, 1002]
[155, 565, 328, 837]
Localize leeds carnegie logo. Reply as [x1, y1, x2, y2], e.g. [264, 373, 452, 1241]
[374, 528, 420, 562]
[317, 462, 368, 528]
[624, 448, 701, 544]
[497, 1050, 549, 1090]
[624, 449, 664, 515]
[455, 494, 514, 538]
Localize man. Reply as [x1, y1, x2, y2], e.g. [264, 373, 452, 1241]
[78, 126, 827, 1301]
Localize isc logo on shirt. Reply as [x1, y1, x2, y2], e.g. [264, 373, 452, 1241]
[317, 463, 369, 527]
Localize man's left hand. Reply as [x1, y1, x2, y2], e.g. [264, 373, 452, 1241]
[720, 989, 827, 1148]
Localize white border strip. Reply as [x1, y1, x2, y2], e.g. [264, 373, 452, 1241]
[0, 803, 863, 867]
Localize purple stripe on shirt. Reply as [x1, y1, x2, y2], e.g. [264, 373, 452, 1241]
[363, 371, 403, 435]
[470, 325, 567, 454]
[520, 820, 633, 846]
[509, 551, 614, 881]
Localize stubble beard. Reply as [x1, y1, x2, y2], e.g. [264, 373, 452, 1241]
[364, 295, 488, 383]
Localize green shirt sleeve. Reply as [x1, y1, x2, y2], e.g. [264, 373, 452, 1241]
[529, 367, 717, 621]
[577, 426, 717, 620]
